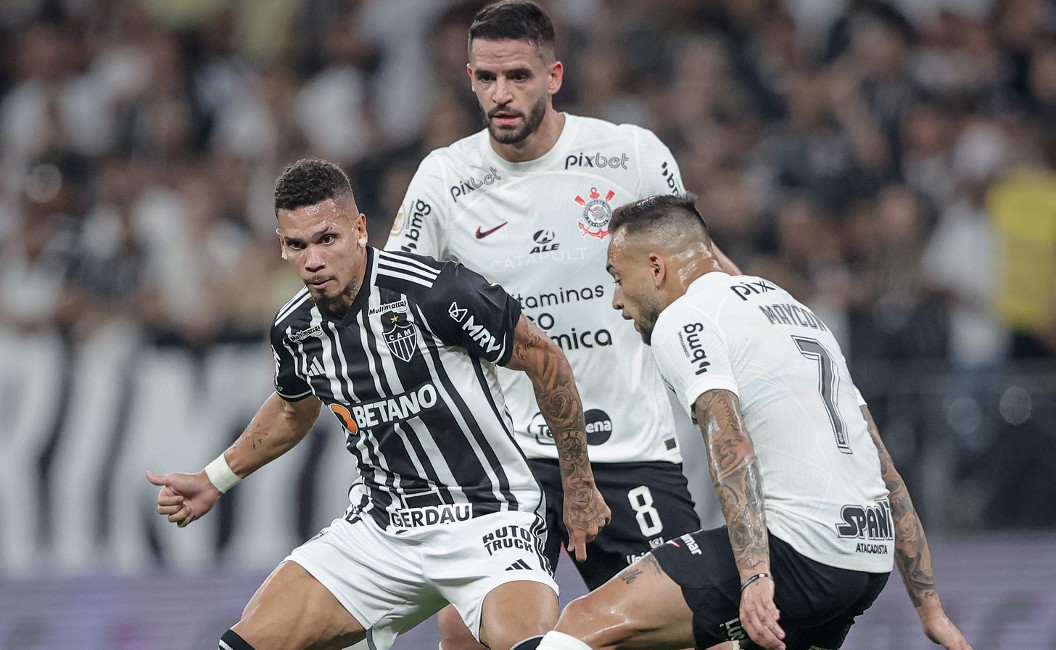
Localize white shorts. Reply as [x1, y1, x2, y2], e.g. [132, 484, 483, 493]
[286, 510, 557, 650]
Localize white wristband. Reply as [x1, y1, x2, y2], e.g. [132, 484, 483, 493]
[204, 454, 241, 493]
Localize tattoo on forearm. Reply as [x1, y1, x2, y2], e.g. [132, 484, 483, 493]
[862, 408, 935, 608]
[696, 390, 769, 576]
[513, 317, 605, 528]
[619, 566, 643, 584]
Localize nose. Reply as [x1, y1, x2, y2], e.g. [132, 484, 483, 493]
[493, 78, 513, 105]
[611, 287, 623, 311]
[304, 245, 325, 272]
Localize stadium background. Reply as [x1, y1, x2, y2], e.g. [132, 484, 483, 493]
[1, 0, 1055, 647]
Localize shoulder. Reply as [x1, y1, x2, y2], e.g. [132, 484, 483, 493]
[417, 130, 489, 173]
[375, 249, 446, 292]
[271, 288, 314, 342]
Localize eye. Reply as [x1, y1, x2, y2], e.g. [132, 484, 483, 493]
[286, 241, 305, 250]
[320, 234, 337, 244]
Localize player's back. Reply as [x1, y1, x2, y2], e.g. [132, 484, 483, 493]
[653, 273, 894, 573]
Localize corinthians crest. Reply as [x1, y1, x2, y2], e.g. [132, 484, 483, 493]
[575, 187, 617, 239]
[382, 309, 418, 362]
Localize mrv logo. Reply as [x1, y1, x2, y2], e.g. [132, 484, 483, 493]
[448, 302, 502, 354]
[836, 499, 893, 541]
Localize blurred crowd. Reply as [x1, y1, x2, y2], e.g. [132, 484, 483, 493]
[0, 0, 1055, 526]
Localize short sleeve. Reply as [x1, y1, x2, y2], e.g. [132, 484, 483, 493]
[651, 307, 739, 418]
[385, 154, 448, 257]
[635, 127, 685, 197]
[422, 262, 522, 365]
[270, 322, 313, 401]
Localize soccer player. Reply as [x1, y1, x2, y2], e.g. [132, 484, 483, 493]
[534, 194, 972, 650]
[385, 3, 740, 646]
[145, 159, 610, 650]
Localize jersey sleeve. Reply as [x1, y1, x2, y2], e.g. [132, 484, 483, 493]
[384, 153, 449, 257]
[421, 262, 522, 366]
[650, 307, 739, 419]
[634, 126, 685, 197]
[270, 321, 313, 401]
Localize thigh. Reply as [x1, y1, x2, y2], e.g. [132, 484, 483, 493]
[426, 511, 558, 643]
[284, 516, 444, 650]
[532, 459, 701, 590]
[235, 560, 365, 650]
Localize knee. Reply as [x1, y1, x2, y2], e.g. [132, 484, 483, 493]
[554, 594, 632, 649]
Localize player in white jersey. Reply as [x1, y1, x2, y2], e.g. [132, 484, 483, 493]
[385, 6, 740, 646]
[145, 159, 609, 650]
[534, 194, 972, 650]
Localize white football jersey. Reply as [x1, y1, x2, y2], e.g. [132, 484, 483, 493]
[386, 114, 684, 463]
[652, 273, 895, 572]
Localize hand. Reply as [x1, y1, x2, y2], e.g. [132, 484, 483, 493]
[563, 483, 610, 562]
[921, 610, 973, 649]
[145, 470, 222, 528]
[740, 576, 785, 650]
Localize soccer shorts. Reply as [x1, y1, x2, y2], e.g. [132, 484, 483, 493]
[529, 458, 700, 589]
[286, 510, 557, 650]
[651, 527, 890, 650]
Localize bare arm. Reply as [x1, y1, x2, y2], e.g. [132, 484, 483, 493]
[693, 388, 784, 649]
[147, 393, 321, 527]
[505, 314, 610, 560]
[861, 405, 972, 649]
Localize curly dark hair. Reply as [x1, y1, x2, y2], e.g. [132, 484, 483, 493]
[273, 159, 354, 213]
[469, 0, 555, 54]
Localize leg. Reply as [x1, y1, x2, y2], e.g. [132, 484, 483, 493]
[544, 555, 694, 650]
[438, 603, 488, 650]
[477, 580, 559, 650]
[234, 560, 366, 650]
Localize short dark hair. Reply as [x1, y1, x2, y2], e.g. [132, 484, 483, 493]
[274, 159, 353, 212]
[469, 0, 555, 53]
[609, 193, 709, 239]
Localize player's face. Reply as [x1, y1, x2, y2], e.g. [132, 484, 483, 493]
[468, 38, 559, 145]
[607, 231, 663, 345]
[276, 197, 368, 316]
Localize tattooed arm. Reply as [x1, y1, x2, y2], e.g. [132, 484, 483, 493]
[861, 406, 972, 649]
[693, 388, 785, 650]
[147, 393, 321, 527]
[506, 314, 610, 561]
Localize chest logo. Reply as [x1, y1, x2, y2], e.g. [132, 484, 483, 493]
[383, 311, 419, 362]
[574, 187, 616, 239]
[475, 221, 509, 239]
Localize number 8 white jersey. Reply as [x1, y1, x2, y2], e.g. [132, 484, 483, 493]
[652, 273, 895, 573]
[386, 114, 683, 464]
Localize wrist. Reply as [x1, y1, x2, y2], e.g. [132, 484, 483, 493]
[740, 572, 773, 592]
[203, 453, 241, 493]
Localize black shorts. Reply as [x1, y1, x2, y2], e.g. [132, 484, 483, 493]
[529, 458, 700, 590]
[652, 527, 890, 650]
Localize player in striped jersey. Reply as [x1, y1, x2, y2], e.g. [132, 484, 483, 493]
[146, 159, 610, 650]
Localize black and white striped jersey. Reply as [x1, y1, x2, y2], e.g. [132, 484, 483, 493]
[270, 248, 543, 531]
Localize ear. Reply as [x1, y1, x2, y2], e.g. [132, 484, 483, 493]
[466, 63, 475, 88]
[549, 60, 563, 95]
[275, 228, 287, 260]
[649, 252, 666, 289]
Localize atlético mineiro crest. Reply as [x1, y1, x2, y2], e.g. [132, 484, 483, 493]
[383, 311, 418, 362]
[575, 187, 617, 239]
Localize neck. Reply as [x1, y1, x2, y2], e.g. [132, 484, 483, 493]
[491, 110, 565, 163]
[662, 250, 724, 308]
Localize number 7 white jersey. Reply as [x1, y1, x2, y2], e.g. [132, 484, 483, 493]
[652, 273, 895, 573]
[386, 114, 684, 464]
